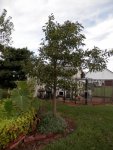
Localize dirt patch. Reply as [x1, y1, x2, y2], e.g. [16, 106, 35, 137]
[5, 118, 75, 150]
[58, 100, 85, 106]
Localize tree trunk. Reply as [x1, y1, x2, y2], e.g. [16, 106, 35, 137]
[71, 90, 73, 100]
[53, 61, 57, 116]
[63, 89, 66, 103]
[53, 84, 57, 116]
[33, 84, 38, 98]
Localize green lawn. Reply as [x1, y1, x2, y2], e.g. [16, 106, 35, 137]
[43, 102, 113, 150]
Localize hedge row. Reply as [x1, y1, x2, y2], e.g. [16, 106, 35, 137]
[0, 108, 37, 149]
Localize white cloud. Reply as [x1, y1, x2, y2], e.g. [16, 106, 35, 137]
[0, 0, 112, 48]
[85, 16, 113, 49]
[0, 0, 113, 70]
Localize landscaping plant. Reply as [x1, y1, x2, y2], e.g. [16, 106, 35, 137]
[38, 112, 67, 134]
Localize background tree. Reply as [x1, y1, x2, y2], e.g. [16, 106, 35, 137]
[0, 9, 14, 45]
[38, 14, 111, 116]
[0, 44, 33, 89]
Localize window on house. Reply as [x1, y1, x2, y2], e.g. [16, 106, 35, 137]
[81, 71, 85, 78]
[59, 91, 63, 96]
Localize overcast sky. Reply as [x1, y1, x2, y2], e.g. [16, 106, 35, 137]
[0, 0, 113, 71]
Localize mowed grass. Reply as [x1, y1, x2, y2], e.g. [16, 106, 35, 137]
[43, 102, 113, 150]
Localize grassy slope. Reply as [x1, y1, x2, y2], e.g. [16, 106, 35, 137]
[43, 102, 113, 150]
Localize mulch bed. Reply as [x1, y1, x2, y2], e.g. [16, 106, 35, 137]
[5, 118, 75, 150]
[59, 97, 113, 106]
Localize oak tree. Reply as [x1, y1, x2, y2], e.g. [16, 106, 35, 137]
[38, 14, 110, 115]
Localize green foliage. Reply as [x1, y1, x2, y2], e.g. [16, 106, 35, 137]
[0, 81, 41, 149]
[0, 45, 34, 89]
[10, 81, 39, 114]
[85, 47, 110, 71]
[0, 101, 7, 120]
[39, 14, 86, 87]
[11, 83, 29, 113]
[4, 100, 13, 116]
[0, 109, 36, 149]
[0, 81, 40, 118]
[0, 89, 9, 99]
[27, 78, 36, 97]
[38, 112, 67, 134]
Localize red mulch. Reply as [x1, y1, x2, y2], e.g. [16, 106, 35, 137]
[58, 97, 113, 106]
[5, 118, 75, 150]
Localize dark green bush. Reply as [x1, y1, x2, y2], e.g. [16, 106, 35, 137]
[37, 112, 67, 134]
[4, 100, 13, 116]
[0, 89, 9, 99]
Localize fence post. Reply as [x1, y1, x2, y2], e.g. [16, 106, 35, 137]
[112, 80, 113, 103]
[85, 78, 88, 105]
[103, 80, 105, 104]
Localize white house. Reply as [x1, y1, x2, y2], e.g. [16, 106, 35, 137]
[57, 70, 83, 98]
[27, 60, 86, 99]
[72, 70, 83, 79]
[85, 68, 113, 86]
[32, 70, 85, 99]
[86, 68, 113, 80]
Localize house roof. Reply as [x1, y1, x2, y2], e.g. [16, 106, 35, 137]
[85, 68, 113, 80]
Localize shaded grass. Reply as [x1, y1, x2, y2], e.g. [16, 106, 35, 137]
[42, 102, 113, 150]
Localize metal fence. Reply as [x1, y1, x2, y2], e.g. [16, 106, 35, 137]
[37, 78, 113, 105]
[77, 78, 113, 105]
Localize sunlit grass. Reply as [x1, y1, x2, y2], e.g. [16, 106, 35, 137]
[42, 102, 113, 150]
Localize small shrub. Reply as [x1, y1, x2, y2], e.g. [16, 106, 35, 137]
[0, 109, 37, 149]
[10, 81, 39, 114]
[4, 100, 13, 116]
[0, 89, 9, 99]
[37, 112, 67, 134]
